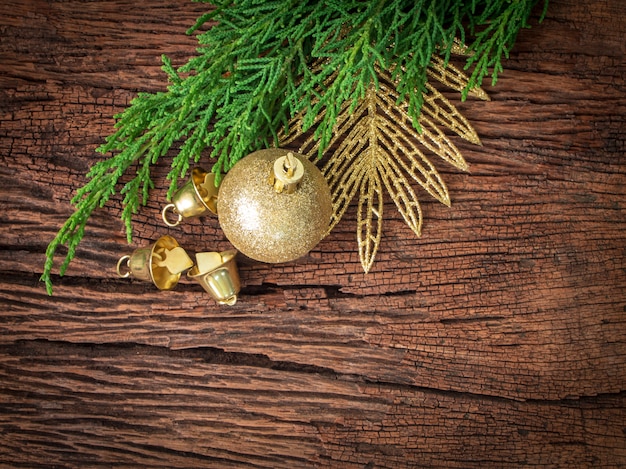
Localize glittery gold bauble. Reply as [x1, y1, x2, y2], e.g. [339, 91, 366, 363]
[217, 148, 332, 263]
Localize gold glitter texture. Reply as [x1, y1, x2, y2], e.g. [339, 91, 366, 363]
[217, 148, 332, 264]
[280, 56, 488, 273]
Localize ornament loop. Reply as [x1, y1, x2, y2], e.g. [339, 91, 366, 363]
[116, 255, 131, 278]
[162, 203, 183, 227]
[221, 295, 237, 306]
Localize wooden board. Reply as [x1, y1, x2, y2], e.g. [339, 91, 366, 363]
[1, 0, 625, 466]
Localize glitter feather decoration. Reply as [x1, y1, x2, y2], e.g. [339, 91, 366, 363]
[280, 55, 490, 272]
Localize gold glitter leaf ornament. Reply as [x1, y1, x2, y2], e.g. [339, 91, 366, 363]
[281, 62, 489, 273]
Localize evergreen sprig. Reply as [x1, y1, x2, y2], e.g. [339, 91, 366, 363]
[42, 0, 547, 294]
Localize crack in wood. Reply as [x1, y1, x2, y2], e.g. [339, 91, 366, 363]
[7, 339, 624, 407]
[6, 339, 341, 378]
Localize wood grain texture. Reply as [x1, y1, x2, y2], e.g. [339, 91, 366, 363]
[1, 0, 625, 467]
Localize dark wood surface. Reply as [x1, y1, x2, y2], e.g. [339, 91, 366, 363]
[1, 0, 625, 467]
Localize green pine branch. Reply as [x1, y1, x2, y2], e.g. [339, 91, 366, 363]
[41, 0, 547, 294]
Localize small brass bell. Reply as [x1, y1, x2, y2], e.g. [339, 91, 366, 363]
[116, 235, 193, 290]
[161, 167, 219, 227]
[187, 250, 241, 305]
[217, 148, 332, 263]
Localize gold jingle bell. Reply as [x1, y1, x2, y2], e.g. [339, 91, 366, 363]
[187, 250, 241, 305]
[217, 148, 332, 263]
[161, 167, 219, 227]
[116, 235, 193, 290]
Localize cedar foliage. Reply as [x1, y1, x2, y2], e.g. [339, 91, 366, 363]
[42, 0, 547, 293]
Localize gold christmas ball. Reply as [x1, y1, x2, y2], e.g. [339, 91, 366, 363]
[217, 148, 332, 263]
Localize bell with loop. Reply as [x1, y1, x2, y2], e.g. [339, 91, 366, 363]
[187, 250, 241, 305]
[116, 235, 193, 290]
[162, 167, 219, 227]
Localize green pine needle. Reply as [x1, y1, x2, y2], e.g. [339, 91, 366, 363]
[41, 0, 547, 294]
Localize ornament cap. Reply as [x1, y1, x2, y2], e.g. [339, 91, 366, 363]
[269, 151, 304, 194]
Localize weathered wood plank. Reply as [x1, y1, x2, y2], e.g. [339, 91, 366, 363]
[1, 0, 625, 466]
[1, 274, 625, 401]
[0, 0, 210, 90]
[1, 341, 625, 468]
